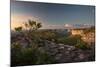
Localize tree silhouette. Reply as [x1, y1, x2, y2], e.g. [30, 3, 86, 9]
[14, 27, 22, 32]
[24, 19, 42, 31]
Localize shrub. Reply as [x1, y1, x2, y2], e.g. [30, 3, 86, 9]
[11, 44, 55, 66]
[75, 39, 89, 50]
[36, 31, 57, 41]
[56, 35, 81, 46]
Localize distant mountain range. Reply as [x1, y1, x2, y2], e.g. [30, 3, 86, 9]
[41, 24, 94, 29]
[64, 24, 94, 29]
[11, 24, 94, 31]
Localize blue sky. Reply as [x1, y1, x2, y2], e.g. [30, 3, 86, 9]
[11, 1, 95, 29]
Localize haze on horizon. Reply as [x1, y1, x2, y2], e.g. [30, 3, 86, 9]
[11, 0, 95, 30]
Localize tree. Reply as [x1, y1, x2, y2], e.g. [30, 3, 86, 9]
[24, 19, 42, 31]
[14, 27, 22, 32]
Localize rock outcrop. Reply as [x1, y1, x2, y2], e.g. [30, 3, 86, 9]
[39, 40, 95, 63]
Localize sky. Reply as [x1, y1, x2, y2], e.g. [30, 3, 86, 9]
[11, 0, 95, 30]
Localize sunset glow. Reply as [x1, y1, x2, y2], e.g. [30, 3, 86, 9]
[11, 1, 95, 30]
[11, 14, 39, 30]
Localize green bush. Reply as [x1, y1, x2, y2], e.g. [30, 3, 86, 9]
[35, 31, 57, 41]
[75, 39, 89, 50]
[56, 35, 81, 45]
[11, 44, 55, 66]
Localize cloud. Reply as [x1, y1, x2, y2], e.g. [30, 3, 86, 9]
[64, 24, 73, 28]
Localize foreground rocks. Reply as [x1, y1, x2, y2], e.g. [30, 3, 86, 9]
[41, 40, 95, 63]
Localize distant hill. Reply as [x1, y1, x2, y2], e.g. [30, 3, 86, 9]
[65, 24, 94, 29]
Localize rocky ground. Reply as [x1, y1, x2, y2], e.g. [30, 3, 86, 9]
[11, 32, 95, 64]
[36, 40, 95, 63]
